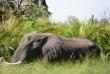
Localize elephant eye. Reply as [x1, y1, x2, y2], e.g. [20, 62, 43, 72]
[26, 44, 31, 48]
[27, 45, 30, 48]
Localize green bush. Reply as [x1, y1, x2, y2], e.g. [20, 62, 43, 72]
[0, 1, 51, 21]
[23, 2, 51, 21]
[0, 16, 110, 61]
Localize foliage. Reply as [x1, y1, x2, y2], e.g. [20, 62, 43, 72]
[0, 16, 110, 61]
[0, 15, 110, 74]
[0, 1, 50, 21]
[0, 3, 11, 21]
[0, 59, 110, 74]
[63, 19, 110, 54]
[23, 2, 51, 21]
[0, 1, 109, 73]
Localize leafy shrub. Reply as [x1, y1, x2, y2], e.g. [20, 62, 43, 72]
[0, 1, 51, 21]
[23, 2, 51, 21]
[0, 16, 110, 61]
[62, 19, 110, 53]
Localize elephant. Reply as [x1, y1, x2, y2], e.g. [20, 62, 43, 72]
[3, 33, 101, 65]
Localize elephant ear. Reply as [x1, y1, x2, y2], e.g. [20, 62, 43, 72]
[41, 34, 64, 61]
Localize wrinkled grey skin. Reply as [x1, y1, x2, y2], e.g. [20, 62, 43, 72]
[12, 33, 101, 62]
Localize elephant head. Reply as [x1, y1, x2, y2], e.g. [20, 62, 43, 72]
[12, 33, 47, 62]
[4, 33, 64, 65]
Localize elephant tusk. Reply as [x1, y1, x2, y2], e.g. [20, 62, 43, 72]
[3, 61, 22, 65]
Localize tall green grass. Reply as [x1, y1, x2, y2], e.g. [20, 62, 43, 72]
[0, 59, 110, 74]
[63, 20, 110, 54]
[0, 16, 110, 74]
[0, 16, 110, 60]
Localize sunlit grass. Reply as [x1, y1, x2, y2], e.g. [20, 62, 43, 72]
[0, 16, 110, 74]
[0, 58, 110, 74]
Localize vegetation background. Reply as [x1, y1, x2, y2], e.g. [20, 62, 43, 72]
[0, 1, 110, 74]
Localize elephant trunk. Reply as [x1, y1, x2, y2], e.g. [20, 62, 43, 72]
[12, 46, 27, 62]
